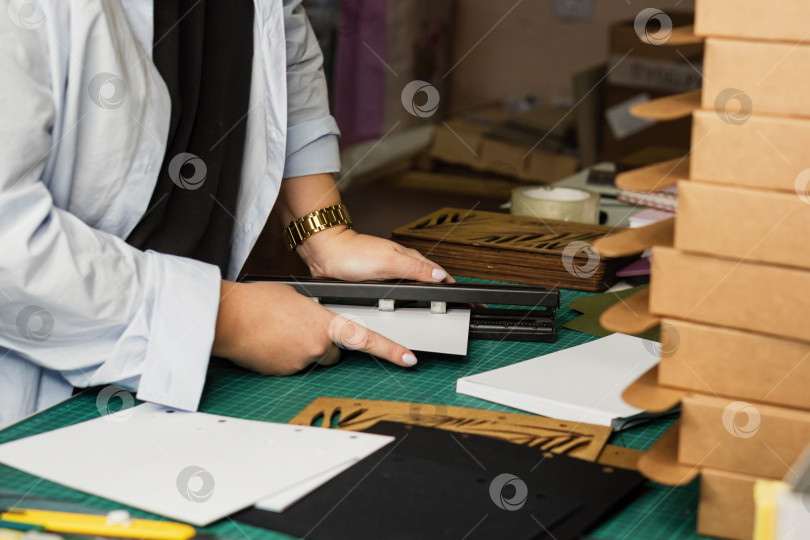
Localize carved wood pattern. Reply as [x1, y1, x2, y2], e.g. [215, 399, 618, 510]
[391, 208, 633, 291]
[289, 397, 612, 462]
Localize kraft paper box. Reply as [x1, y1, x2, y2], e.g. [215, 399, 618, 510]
[690, 109, 810, 192]
[636, 417, 761, 539]
[702, 37, 810, 119]
[637, 402, 810, 481]
[679, 394, 810, 480]
[695, 0, 810, 43]
[676, 180, 810, 270]
[650, 246, 810, 344]
[698, 468, 758, 540]
[658, 318, 810, 411]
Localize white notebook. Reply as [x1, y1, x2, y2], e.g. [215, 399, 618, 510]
[456, 333, 658, 427]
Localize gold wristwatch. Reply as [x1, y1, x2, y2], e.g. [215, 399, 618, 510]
[283, 203, 353, 251]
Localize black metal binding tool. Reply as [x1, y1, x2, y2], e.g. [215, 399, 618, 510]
[241, 276, 560, 343]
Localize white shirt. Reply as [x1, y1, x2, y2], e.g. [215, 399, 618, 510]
[0, 0, 340, 428]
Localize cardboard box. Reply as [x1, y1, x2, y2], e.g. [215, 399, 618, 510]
[601, 13, 701, 164]
[659, 318, 810, 411]
[607, 55, 702, 95]
[676, 180, 810, 270]
[702, 38, 810, 119]
[430, 119, 578, 184]
[698, 468, 758, 540]
[690, 109, 810, 192]
[601, 85, 692, 164]
[679, 394, 810, 480]
[636, 418, 765, 540]
[695, 0, 810, 43]
[650, 247, 810, 344]
[430, 119, 485, 170]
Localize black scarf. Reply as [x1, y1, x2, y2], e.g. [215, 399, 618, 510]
[127, 0, 255, 275]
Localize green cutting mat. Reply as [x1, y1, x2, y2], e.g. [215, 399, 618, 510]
[0, 281, 708, 540]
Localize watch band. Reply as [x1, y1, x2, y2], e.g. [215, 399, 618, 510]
[283, 203, 353, 251]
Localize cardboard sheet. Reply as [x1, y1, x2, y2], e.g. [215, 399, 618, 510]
[324, 304, 470, 356]
[563, 284, 659, 340]
[0, 403, 394, 526]
[457, 334, 659, 427]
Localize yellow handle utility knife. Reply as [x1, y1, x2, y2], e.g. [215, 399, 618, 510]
[0, 508, 197, 540]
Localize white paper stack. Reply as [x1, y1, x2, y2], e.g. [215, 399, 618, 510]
[456, 333, 659, 427]
[0, 403, 393, 525]
[325, 304, 471, 356]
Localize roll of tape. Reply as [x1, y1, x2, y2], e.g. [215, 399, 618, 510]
[510, 186, 600, 224]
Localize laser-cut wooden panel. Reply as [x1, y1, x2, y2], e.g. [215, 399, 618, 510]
[289, 397, 612, 462]
[391, 207, 634, 291]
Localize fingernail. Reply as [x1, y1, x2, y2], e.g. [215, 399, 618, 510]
[402, 353, 418, 366]
[432, 268, 447, 281]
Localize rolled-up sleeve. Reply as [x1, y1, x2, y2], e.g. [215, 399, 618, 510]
[282, 0, 341, 178]
[0, 13, 220, 413]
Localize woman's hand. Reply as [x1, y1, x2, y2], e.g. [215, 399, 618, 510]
[275, 172, 451, 284]
[227, 172, 450, 376]
[296, 226, 454, 284]
[212, 281, 418, 375]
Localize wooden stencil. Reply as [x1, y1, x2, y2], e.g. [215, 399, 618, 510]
[391, 207, 634, 291]
[288, 397, 612, 462]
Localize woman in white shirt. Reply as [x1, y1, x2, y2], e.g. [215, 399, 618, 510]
[0, 0, 450, 428]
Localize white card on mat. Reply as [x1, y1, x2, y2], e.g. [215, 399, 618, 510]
[0, 403, 393, 525]
[325, 304, 470, 356]
[456, 333, 659, 426]
[254, 459, 356, 512]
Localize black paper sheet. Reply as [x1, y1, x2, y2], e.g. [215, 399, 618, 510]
[234, 422, 645, 540]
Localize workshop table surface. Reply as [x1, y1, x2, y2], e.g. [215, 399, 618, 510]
[0, 281, 707, 540]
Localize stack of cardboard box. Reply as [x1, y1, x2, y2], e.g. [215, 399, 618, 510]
[596, 2, 810, 538]
[429, 105, 579, 185]
[601, 12, 701, 168]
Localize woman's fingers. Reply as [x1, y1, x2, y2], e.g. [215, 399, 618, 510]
[327, 315, 418, 367]
[372, 247, 452, 283]
[401, 247, 455, 283]
[315, 343, 341, 366]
